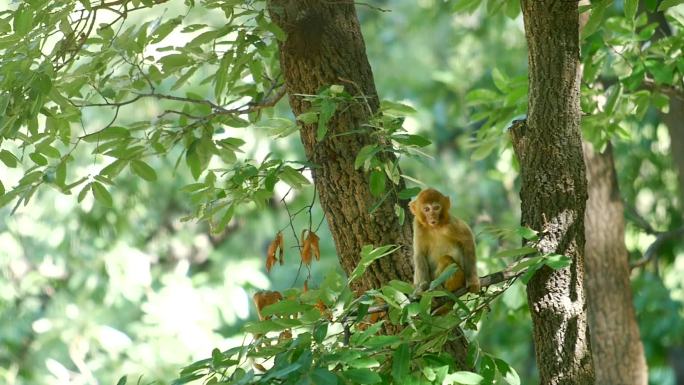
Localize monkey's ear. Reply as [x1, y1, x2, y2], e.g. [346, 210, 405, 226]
[409, 200, 416, 215]
[444, 196, 451, 211]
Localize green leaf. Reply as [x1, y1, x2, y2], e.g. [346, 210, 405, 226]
[310, 368, 337, 385]
[91, 182, 113, 207]
[151, 16, 182, 43]
[243, 319, 301, 334]
[492, 68, 508, 92]
[186, 145, 202, 180]
[466, 88, 499, 104]
[581, 2, 607, 39]
[13, 5, 33, 36]
[369, 170, 385, 197]
[493, 246, 537, 258]
[82, 126, 129, 143]
[260, 300, 310, 318]
[55, 162, 67, 186]
[471, 139, 498, 161]
[280, 166, 310, 189]
[214, 204, 235, 234]
[397, 187, 421, 199]
[130, 160, 157, 181]
[516, 226, 538, 240]
[391, 343, 410, 381]
[29, 152, 48, 166]
[317, 98, 337, 141]
[511, 256, 544, 272]
[624, 0, 638, 19]
[444, 371, 483, 384]
[603, 84, 622, 115]
[116, 376, 127, 385]
[545, 254, 572, 270]
[520, 263, 543, 284]
[349, 245, 400, 283]
[354, 145, 379, 170]
[78, 183, 91, 203]
[343, 369, 381, 384]
[313, 323, 328, 343]
[380, 100, 417, 115]
[172, 373, 204, 385]
[297, 111, 319, 124]
[429, 263, 457, 291]
[36, 143, 61, 159]
[0, 180, 4, 196]
[480, 355, 496, 383]
[394, 204, 405, 225]
[160, 54, 191, 73]
[392, 134, 431, 147]
[494, 358, 521, 385]
[101, 160, 128, 178]
[0, 150, 18, 168]
[452, 0, 481, 13]
[658, 0, 684, 10]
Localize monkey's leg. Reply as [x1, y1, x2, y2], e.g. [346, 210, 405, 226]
[445, 269, 466, 292]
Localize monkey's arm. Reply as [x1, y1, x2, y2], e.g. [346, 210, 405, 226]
[412, 241, 431, 291]
[452, 221, 480, 293]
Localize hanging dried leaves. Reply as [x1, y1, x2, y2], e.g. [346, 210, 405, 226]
[303, 279, 309, 293]
[300, 229, 320, 266]
[253, 290, 283, 320]
[314, 300, 331, 320]
[265, 232, 285, 273]
[278, 329, 293, 341]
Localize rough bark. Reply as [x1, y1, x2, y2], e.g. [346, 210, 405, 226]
[512, 0, 595, 383]
[583, 142, 648, 385]
[266, 0, 470, 365]
[267, 0, 412, 289]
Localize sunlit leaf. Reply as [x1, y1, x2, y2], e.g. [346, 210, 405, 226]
[91, 182, 113, 207]
[130, 160, 157, 181]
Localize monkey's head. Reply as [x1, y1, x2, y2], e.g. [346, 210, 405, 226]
[409, 188, 451, 228]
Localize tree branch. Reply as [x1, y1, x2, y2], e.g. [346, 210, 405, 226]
[631, 226, 684, 269]
[364, 264, 526, 315]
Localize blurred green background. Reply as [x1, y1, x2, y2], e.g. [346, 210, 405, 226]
[1, 1, 682, 384]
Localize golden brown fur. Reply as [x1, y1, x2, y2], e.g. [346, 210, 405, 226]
[409, 188, 480, 293]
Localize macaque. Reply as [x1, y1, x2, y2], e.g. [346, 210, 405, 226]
[409, 188, 480, 294]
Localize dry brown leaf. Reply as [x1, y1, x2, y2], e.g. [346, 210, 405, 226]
[279, 329, 292, 341]
[276, 232, 284, 265]
[301, 240, 312, 266]
[266, 241, 277, 273]
[314, 300, 326, 313]
[303, 279, 309, 293]
[308, 231, 320, 261]
[265, 232, 284, 273]
[253, 290, 283, 320]
[253, 363, 267, 372]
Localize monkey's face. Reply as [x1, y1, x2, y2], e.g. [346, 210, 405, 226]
[410, 188, 452, 228]
[422, 203, 443, 227]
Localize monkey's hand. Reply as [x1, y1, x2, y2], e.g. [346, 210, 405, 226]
[466, 276, 481, 293]
[415, 281, 429, 293]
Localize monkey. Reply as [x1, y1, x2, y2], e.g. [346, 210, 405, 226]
[409, 188, 480, 294]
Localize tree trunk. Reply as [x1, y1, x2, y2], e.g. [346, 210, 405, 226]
[646, 9, 684, 206]
[266, 0, 412, 289]
[583, 142, 648, 385]
[511, 0, 595, 383]
[266, 0, 470, 366]
[661, 92, 684, 206]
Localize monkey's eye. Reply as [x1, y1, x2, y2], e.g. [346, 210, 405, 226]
[423, 206, 430, 213]
[432, 204, 441, 211]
